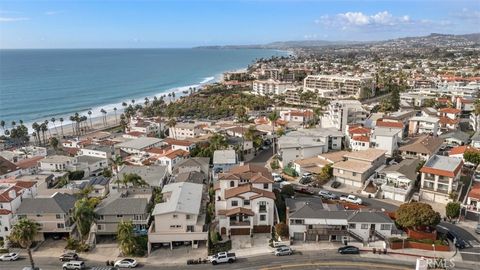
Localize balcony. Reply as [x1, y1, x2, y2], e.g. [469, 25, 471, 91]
[230, 220, 251, 227]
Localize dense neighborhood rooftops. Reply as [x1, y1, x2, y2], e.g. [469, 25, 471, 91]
[332, 160, 373, 173]
[77, 155, 106, 164]
[95, 193, 149, 215]
[347, 211, 394, 223]
[174, 171, 205, 184]
[0, 156, 20, 175]
[118, 165, 168, 187]
[152, 182, 204, 216]
[16, 192, 76, 214]
[420, 155, 463, 178]
[439, 107, 461, 114]
[40, 155, 76, 163]
[318, 151, 350, 163]
[439, 131, 471, 144]
[381, 158, 421, 181]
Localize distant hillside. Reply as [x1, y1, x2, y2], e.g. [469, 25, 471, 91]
[194, 33, 480, 49]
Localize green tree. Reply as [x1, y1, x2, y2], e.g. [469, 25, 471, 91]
[9, 218, 41, 270]
[167, 118, 177, 139]
[396, 202, 441, 229]
[268, 110, 280, 156]
[122, 173, 148, 187]
[49, 137, 59, 151]
[319, 164, 333, 180]
[464, 150, 480, 165]
[109, 155, 124, 183]
[102, 168, 112, 178]
[73, 198, 97, 246]
[117, 220, 137, 256]
[280, 185, 295, 197]
[390, 85, 400, 111]
[445, 202, 461, 221]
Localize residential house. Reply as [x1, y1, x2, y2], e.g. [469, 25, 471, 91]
[439, 131, 471, 146]
[163, 138, 196, 152]
[280, 110, 314, 124]
[449, 145, 479, 165]
[146, 147, 189, 173]
[117, 165, 169, 189]
[38, 155, 78, 172]
[371, 128, 402, 157]
[215, 164, 276, 236]
[332, 149, 386, 187]
[347, 126, 371, 152]
[76, 155, 109, 176]
[79, 145, 114, 160]
[408, 116, 439, 136]
[95, 189, 151, 236]
[398, 135, 443, 161]
[115, 137, 164, 154]
[0, 156, 21, 179]
[76, 176, 110, 198]
[15, 193, 77, 240]
[438, 108, 460, 132]
[293, 151, 350, 176]
[419, 155, 463, 204]
[148, 182, 208, 253]
[173, 157, 210, 179]
[15, 156, 44, 175]
[374, 159, 421, 202]
[464, 182, 480, 221]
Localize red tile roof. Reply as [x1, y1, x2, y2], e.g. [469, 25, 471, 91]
[439, 117, 459, 125]
[0, 186, 16, 202]
[352, 135, 370, 142]
[0, 209, 12, 215]
[348, 126, 371, 135]
[468, 182, 480, 200]
[15, 156, 44, 169]
[376, 119, 403, 129]
[163, 138, 195, 147]
[439, 108, 461, 114]
[420, 160, 463, 178]
[449, 145, 479, 156]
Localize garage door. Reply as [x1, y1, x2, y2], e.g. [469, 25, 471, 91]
[306, 233, 317, 241]
[230, 228, 250, 235]
[253, 225, 271, 233]
[293, 232, 304, 241]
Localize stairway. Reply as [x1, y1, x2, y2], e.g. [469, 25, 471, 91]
[347, 230, 365, 244]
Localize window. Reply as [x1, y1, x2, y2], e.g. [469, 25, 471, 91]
[97, 224, 103, 231]
[116, 215, 123, 218]
[263, 183, 269, 189]
[352, 172, 357, 176]
[380, 224, 391, 230]
[170, 225, 181, 229]
[361, 224, 369, 229]
[187, 225, 194, 232]
[260, 215, 266, 221]
[186, 215, 191, 220]
[57, 223, 65, 229]
[173, 214, 178, 218]
[349, 223, 356, 229]
[36, 214, 42, 217]
[56, 214, 62, 219]
[98, 215, 104, 220]
[230, 181, 235, 187]
[231, 201, 238, 207]
[243, 200, 250, 206]
[259, 201, 267, 212]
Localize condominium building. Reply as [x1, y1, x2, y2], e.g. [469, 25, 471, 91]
[252, 79, 291, 96]
[303, 75, 375, 99]
[327, 100, 368, 132]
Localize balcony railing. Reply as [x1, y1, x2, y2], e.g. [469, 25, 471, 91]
[230, 220, 251, 227]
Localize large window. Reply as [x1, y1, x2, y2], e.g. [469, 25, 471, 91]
[231, 201, 238, 207]
[57, 223, 65, 229]
[380, 224, 391, 230]
[259, 201, 267, 212]
[243, 200, 250, 206]
[260, 215, 266, 221]
[361, 224, 369, 229]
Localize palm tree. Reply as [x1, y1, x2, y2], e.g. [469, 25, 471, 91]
[113, 107, 118, 124]
[72, 198, 97, 245]
[144, 97, 149, 106]
[117, 220, 137, 256]
[9, 218, 41, 270]
[51, 117, 59, 136]
[44, 120, 51, 137]
[70, 115, 76, 136]
[268, 110, 280, 156]
[100, 109, 107, 126]
[0, 120, 5, 132]
[167, 118, 177, 139]
[235, 106, 248, 160]
[123, 173, 147, 187]
[32, 122, 40, 146]
[313, 107, 324, 128]
[40, 123, 48, 145]
[131, 99, 135, 105]
[88, 111, 93, 129]
[59, 117, 64, 137]
[11, 120, 16, 129]
[109, 155, 124, 183]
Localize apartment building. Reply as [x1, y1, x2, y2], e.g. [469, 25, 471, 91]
[148, 182, 208, 253]
[408, 116, 439, 136]
[116, 137, 164, 154]
[332, 149, 386, 187]
[15, 192, 77, 241]
[328, 100, 368, 133]
[303, 75, 375, 99]
[252, 79, 291, 96]
[419, 155, 463, 204]
[398, 135, 443, 160]
[169, 123, 203, 139]
[214, 164, 276, 236]
[38, 155, 78, 172]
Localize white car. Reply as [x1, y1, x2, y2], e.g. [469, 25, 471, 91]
[114, 258, 138, 268]
[0, 252, 19, 261]
[272, 173, 283, 182]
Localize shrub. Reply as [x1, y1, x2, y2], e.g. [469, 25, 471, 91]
[280, 185, 295, 197]
[275, 223, 289, 238]
[68, 170, 85, 180]
[270, 159, 280, 170]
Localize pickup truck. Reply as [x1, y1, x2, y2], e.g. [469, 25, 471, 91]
[209, 252, 236, 265]
[340, 194, 362, 205]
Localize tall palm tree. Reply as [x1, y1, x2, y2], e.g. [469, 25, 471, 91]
[44, 120, 51, 137]
[69, 115, 76, 136]
[9, 218, 40, 270]
[40, 123, 48, 146]
[167, 118, 177, 139]
[109, 155, 124, 183]
[11, 120, 16, 129]
[235, 106, 248, 160]
[113, 107, 118, 124]
[0, 120, 5, 132]
[88, 111, 93, 129]
[123, 173, 147, 187]
[59, 117, 64, 137]
[313, 107, 324, 128]
[268, 110, 280, 157]
[100, 109, 107, 126]
[32, 122, 40, 146]
[73, 198, 97, 245]
[51, 117, 59, 136]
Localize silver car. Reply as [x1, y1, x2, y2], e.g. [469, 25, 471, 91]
[274, 246, 293, 256]
[319, 190, 339, 200]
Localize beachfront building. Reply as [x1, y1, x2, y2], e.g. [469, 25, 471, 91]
[419, 155, 463, 204]
[327, 100, 368, 133]
[303, 75, 375, 99]
[252, 79, 291, 96]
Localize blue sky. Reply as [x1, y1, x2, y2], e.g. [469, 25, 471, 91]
[0, 0, 479, 48]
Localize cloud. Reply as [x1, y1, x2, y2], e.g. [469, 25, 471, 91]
[316, 11, 412, 29]
[0, 17, 29, 22]
[451, 8, 480, 21]
[45, 11, 63, 16]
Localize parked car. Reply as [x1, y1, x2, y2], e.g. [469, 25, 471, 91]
[279, 181, 291, 189]
[338, 246, 360, 254]
[274, 246, 293, 256]
[302, 172, 312, 178]
[272, 173, 283, 182]
[330, 181, 341, 189]
[294, 186, 315, 195]
[299, 177, 313, 185]
[475, 223, 480, 234]
[318, 190, 339, 200]
[446, 231, 467, 249]
[339, 194, 363, 205]
[59, 252, 79, 262]
[114, 258, 138, 268]
[209, 252, 236, 265]
[0, 253, 19, 261]
[22, 268, 43, 270]
[62, 260, 86, 270]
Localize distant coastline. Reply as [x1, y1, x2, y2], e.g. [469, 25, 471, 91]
[0, 48, 288, 134]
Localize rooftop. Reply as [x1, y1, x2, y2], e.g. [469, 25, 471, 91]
[332, 160, 372, 173]
[118, 165, 168, 187]
[420, 155, 463, 178]
[213, 150, 237, 165]
[399, 135, 443, 155]
[116, 137, 164, 150]
[152, 182, 204, 216]
[343, 149, 386, 162]
[16, 193, 76, 214]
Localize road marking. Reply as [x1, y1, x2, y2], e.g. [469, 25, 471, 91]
[260, 261, 411, 270]
[460, 251, 480, 255]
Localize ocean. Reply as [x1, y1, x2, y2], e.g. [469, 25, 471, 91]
[0, 48, 287, 130]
